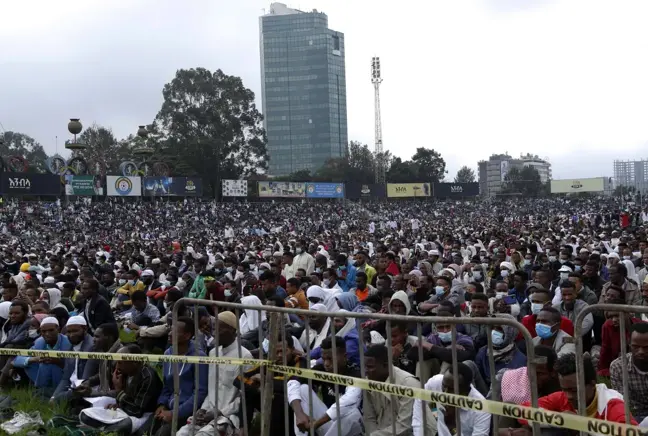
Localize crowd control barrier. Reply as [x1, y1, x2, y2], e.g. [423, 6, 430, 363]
[574, 303, 648, 433]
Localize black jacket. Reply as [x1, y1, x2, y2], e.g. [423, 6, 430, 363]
[83, 295, 115, 334]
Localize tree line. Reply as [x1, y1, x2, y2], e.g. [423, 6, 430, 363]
[1, 67, 479, 194]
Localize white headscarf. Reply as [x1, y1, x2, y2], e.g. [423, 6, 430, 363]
[239, 295, 266, 335]
[623, 259, 639, 284]
[334, 309, 356, 338]
[0, 302, 11, 320]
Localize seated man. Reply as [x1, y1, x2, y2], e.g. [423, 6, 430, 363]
[531, 307, 576, 357]
[474, 319, 526, 386]
[51, 315, 96, 402]
[177, 311, 253, 436]
[151, 316, 208, 436]
[289, 336, 363, 436]
[124, 290, 161, 330]
[72, 323, 122, 400]
[12, 317, 71, 398]
[79, 344, 163, 434]
[414, 363, 490, 436]
[138, 289, 183, 353]
[610, 322, 648, 422]
[0, 301, 32, 387]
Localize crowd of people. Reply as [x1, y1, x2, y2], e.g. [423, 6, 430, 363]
[0, 197, 646, 435]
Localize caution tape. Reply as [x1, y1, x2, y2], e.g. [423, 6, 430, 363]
[1, 348, 644, 435]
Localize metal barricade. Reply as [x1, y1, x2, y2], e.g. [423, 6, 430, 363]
[166, 297, 543, 436]
[574, 303, 648, 430]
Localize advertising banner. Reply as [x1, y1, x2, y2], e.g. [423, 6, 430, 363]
[172, 177, 202, 196]
[222, 179, 248, 197]
[306, 183, 344, 198]
[64, 175, 104, 196]
[433, 182, 479, 198]
[386, 183, 431, 198]
[550, 177, 605, 194]
[258, 181, 305, 198]
[143, 177, 173, 196]
[1, 173, 62, 196]
[345, 183, 386, 200]
[500, 160, 510, 181]
[106, 176, 142, 197]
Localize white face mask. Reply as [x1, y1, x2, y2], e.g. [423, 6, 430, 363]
[471, 271, 482, 281]
[224, 289, 232, 298]
[495, 292, 507, 300]
[176, 279, 186, 291]
[323, 279, 330, 287]
[501, 270, 509, 278]
[560, 272, 569, 280]
[118, 279, 126, 286]
[28, 328, 39, 339]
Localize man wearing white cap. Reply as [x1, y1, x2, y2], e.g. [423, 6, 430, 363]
[52, 316, 96, 402]
[13, 316, 72, 398]
[177, 311, 252, 436]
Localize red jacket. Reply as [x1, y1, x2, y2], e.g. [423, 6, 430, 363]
[521, 384, 636, 425]
[597, 317, 641, 376]
[517, 314, 574, 340]
[386, 261, 400, 276]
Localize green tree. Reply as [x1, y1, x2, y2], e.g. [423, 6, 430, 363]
[0, 131, 49, 173]
[72, 124, 128, 175]
[315, 141, 383, 183]
[411, 147, 447, 182]
[386, 158, 421, 183]
[454, 166, 476, 183]
[276, 169, 312, 181]
[155, 67, 268, 197]
[502, 165, 545, 196]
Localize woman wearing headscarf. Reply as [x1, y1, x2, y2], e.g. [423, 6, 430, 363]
[40, 288, 68, 311]
[474, 315, 527, 386]
[623, 259, 640, 284]
[299, 303, 331, 356]
[335, 292, 359, 312]
[239, 295, 266, 336]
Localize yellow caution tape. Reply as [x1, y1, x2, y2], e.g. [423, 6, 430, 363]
[1, 348, 644, 434]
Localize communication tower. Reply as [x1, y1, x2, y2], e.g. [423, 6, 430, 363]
[371, 57, 385, 184]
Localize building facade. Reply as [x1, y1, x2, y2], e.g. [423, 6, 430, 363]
[614, 159, 648, 194]
[260, 3, 348, 176]
[478, 153, 552, 197]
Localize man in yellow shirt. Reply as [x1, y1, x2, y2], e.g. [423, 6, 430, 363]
[115, 269, 146, 309]
[354, 251, 376, 285]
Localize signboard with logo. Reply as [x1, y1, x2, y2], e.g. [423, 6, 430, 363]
[106, 175, 142, 197]
[433, 182, 479, 198]
[550, 177, 605, 193]
[171, 177, 202, 196]
[1, 173, 62, 195]
[305, 183, 344, 198]
[386, 183, 431, 198]
[258, 181, 305, 198]
[64, 175, 104, 196]
[345, 183, 386, 199]
[222, 179, 247, 197]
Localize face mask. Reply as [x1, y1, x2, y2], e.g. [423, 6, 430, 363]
[523, 259, 531, 266]
[314, 267, 321, 273]
[438, 331, 452, 343]
[491, 330, 505, 346]
[496, 291, 507, 300]
[224, 289, 232, 298]
[472, 271, 482, 281]
[323, 279, 331, 287]
[176, 279, 186, 291]
[531, 303, 544, 315]
[128, 280, 136, 286]
[501, 270, 509, 278]
[118, 279, 126, 286]
[574, 265, 582, 272]
[296, 248, 303, 255]
[548, 256, 557, 263]
[535, 323, 556, 339]
[559, 258, 567, 264]
[226, 267, 233, 273]
[28, 329, 39, 339]
[560, 273, 569, 280]
[623, 256, 631, 260]
[339, 266, 346, 271]
[435, 286, 445, 296]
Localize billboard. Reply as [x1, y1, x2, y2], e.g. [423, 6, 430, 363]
[172, 177, 202, 196]
[64, 175, 104, 196]
[306, 183, 344, 198]
[500, 160, 510, 181]
[258, 181, 305, 198]
[550, 177, 605, 194]
[433, 182, 479, 198]
[387, 183, 431, 198]
[345, 183, 386, 200]
[142, 177, 203, 196]
[106, 176, 142, 197]
[222, 179, 247, 197]
[1, 173, 61, 196]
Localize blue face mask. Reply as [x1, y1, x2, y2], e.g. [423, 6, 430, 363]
[435, 286, 445, 296]
[575, 265, 582, 272]
[491, 330, 505, 346]
[535, 323, 556, 339]
[438, 331, 452, 343]
[339, 266, 346, 271]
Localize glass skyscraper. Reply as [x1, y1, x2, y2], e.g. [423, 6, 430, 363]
[260, 3, 348, 176]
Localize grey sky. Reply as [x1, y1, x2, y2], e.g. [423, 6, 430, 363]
[1, 0, 647, 180]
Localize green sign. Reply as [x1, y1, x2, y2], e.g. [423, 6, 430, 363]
[64, 175, 103, 196]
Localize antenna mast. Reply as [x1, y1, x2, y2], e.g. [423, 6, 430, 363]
[371, 57, 385, 184]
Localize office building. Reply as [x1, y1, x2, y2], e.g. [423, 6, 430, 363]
[614, 159, 648, 194]
[478, 153, 552, 197]
[260, 3, 348, 175]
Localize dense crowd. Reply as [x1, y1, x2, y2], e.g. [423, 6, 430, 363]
[0, 197, 646, 435]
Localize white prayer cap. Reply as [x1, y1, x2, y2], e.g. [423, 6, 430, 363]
[40, 317, 59, 327]
[66, 315, 87, 327]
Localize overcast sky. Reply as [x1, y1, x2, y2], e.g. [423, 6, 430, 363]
[2, 0, 648, 179]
